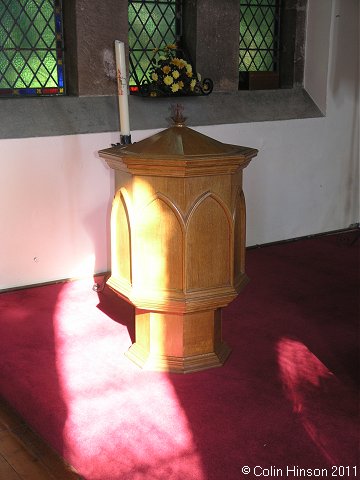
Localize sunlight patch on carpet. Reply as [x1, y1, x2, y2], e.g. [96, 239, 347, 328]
[53, 280, 205, 480]
[277, 336, 358, 467]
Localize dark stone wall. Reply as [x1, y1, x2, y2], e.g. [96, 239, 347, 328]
[182, 0, 197, 64]
[194, 0, 240, 92]
[62, 0, 78, 95]
[63, 0, 128, 96]
[280, 0, 307, 88]
[294, 0, 307, 86]
[62, 0, 305, 96]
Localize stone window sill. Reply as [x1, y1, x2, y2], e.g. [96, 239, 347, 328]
[0, 87, 322, 140]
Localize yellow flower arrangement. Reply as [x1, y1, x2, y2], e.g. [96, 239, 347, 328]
[145, 44, 213, 96]
[164, 75, 173, 86]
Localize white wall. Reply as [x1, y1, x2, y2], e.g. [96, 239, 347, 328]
[0, 134, 115, 289]
[0, 0, 358, 290]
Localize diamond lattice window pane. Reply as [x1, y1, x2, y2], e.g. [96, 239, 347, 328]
[239, 0, 280, 73]
[0, 0, 65, 96]
[128, 0, 180, 88]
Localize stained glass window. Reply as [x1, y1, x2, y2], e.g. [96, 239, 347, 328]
[0, 0, 64, 96]
[239, 0, 280, 73]
[128, 0, 181, 91]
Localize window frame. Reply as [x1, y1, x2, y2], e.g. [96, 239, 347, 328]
[0, 0, 322, 141]
[128, 0, 183, 91]
[238, 0, 282, 90]
[0, 0, 66, 97]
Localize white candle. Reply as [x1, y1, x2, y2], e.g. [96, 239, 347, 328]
[114, 40, 130, 137]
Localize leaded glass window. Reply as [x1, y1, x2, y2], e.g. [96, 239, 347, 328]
[0, 0, 64, 96]
[128, 0, 182, 91]
[239, 0, 281, 88]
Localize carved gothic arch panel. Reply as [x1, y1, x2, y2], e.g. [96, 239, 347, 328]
[133, 193, 185, 293]
[111, 188, 132, 285]
[185, 192, 233, 291]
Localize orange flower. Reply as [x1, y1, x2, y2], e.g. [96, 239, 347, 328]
[171, 58, 186, 69]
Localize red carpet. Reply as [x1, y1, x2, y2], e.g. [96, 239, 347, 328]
[0, 232, 359, 479]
